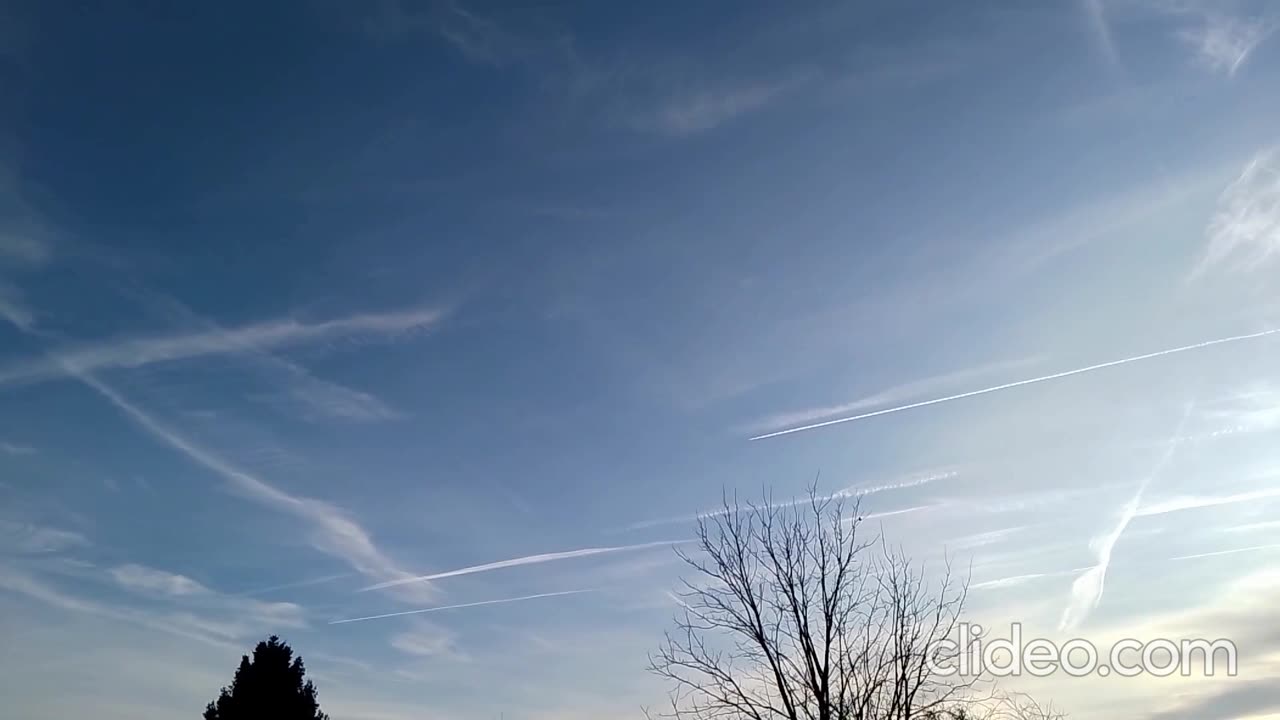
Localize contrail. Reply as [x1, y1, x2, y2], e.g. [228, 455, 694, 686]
[1169, 543, 1280, 561]
[624, 471, 952, 531]
[751, 327, 1280, 440]
[360, 540, 685, 591]
[237, 573, 352, 597]
[328, 588, 597, 625]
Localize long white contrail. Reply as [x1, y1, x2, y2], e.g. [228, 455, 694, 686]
[361, 540, 685, 591]
[751, 327, 1280, 440]
[329, 588, 597, 625]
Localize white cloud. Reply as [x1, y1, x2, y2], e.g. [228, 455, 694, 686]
[0, 305, 447, 390]
[109, 564, 208, 597]
[1197, 147, 1280, 275]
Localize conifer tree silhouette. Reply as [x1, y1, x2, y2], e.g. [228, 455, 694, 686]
[203, 636, 328, 720]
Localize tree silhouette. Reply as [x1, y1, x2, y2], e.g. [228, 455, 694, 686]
[203, 635, 329, 720]
[649, 488, 974, 720]
[647, 488, 1065, 720]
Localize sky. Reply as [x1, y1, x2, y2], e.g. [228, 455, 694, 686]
[2, 1, 1280, 718]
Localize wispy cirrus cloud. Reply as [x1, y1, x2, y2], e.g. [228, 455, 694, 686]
[134, 291, 414, 423]
[0, 281, 35, 331]
[1083, 0, 1121, 71]
[389, 619, 463, 659]
[1178, 11, 1275, 76]
[69, 369, 437, 603]
[366, 1, 819, 137]
[0, 563, 281, 651]
[1, 440, 36, 455]
[362, 539, 684, 592]
[0, 520, 87, 553]
[0, 164, 57, 269]
[367, 0, 526, 67]
[0, 231, 52, 268]
[104, 558, 307, 630]
[1059, 408, 1189, 630]
[630, 75, 804, 137]
[1196, 146, 1280, 276]
[106, 562, 307, 630]
[0, 305, 446, 390]
[109, 564, 208, 597]
[253, 382, 404, 423]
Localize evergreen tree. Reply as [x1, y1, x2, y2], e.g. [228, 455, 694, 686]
[203, 635, 328, 720]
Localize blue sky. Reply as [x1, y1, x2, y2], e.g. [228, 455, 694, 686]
[2, 1, 1280, 718]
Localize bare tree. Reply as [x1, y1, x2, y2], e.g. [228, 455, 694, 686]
[648, 488, 979, 720]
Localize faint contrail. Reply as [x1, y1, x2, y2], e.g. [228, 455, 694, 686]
[237, 573, 351, 597]
[328, 588, 597, 625]
[624, 471, 952, 531]
[751, 327, 1280, 440]
[1169, 543, 1280, 561]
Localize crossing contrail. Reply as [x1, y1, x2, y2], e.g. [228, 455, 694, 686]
[751, 327, 1280, 441]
